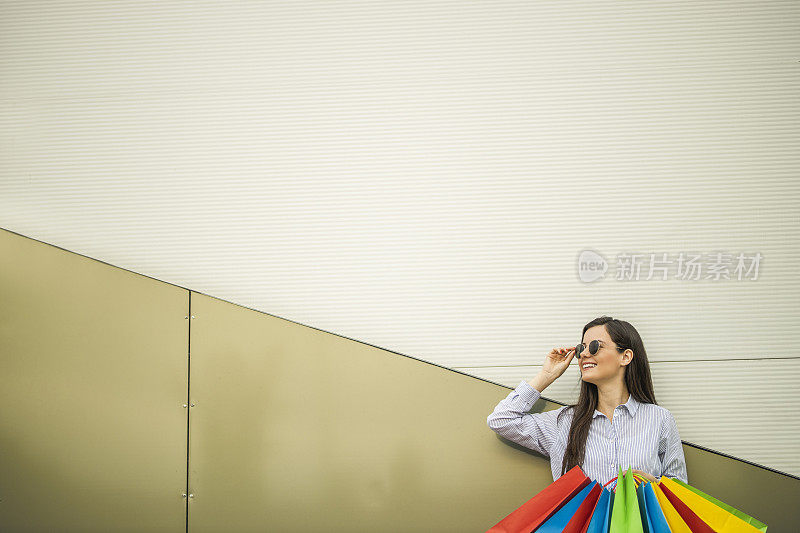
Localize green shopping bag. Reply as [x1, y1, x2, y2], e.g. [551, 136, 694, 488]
[609, 466, 645, 533]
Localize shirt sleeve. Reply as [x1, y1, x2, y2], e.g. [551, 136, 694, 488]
[659, 410, 689, 484]
[486, 380, 564, 457]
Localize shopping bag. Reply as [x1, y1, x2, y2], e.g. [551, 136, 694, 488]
[658, 479, 715, 533]
[660, 476, 767, 532]
[583, 487, 612, 533]
[672, 478, 768, 532]
[562, 483, 604, 533]
[535, 481, 600, 533]
[636, 482, 657, 533]
[639, 481, 672, 533]
[651, 481, 692, 533]
[609, 466, 645, 533]
[487, 465, 590, 533]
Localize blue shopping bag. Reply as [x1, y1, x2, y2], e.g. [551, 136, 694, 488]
[585, 487, 613, 533]
[641, 481, 672, 533]
[535, 481, 599, 532]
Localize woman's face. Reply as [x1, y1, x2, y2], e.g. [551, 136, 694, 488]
[578, 325, 627, 384]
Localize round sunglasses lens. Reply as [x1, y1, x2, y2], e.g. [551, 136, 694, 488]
[589, 340, 600, 354]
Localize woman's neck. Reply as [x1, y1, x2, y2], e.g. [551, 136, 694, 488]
[596, 380, 630, 419]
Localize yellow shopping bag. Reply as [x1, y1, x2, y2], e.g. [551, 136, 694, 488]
[659, 477, 766, 533]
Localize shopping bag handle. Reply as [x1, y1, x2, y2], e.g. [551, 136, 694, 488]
[603, 472, 648, 492]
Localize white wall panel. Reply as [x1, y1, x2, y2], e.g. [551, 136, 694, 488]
[1, 1, 798, 475]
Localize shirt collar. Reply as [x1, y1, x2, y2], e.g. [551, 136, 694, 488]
[592, 393, 640, 418]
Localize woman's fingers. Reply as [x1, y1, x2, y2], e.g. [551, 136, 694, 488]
[563, 347, 576, 362]
[631, 469, 658, 483]
[551, 347, 577, 368]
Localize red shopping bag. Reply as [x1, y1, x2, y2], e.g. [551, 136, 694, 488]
[487, 465, 591, 533]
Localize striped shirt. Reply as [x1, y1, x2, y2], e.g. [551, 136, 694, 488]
[487, 380, 689, 486]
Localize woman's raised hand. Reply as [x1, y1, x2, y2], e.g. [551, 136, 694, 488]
[529, 345, 577, 393]
[542, 346, 577, 381]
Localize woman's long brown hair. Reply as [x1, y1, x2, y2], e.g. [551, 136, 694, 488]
[557, 316, 657, 476]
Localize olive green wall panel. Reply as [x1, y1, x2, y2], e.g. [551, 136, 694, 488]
[0, 229, 189, 532]
[187, 290, 557, 532]
[683, 444, 798, 533]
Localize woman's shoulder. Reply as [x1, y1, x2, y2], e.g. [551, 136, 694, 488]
[638, 400, 669, 412]
[538, 404, 572, 418]
[539, 404, 572, 422]
[552, 404, 576, 422]
[637, 401, 677, 427]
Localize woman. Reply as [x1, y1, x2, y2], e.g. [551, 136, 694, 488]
[487, 316, 688, 486]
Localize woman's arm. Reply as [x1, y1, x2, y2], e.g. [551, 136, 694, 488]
[659, 411, 689, 483]
[486, 372, 563, 457]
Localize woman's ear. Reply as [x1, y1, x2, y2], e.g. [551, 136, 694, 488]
[621, 349, 634, 366]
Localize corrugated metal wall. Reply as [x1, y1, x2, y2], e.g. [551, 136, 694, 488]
[1, 1, 798, 477]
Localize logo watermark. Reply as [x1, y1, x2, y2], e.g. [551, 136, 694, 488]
[577, 251, 762, 283]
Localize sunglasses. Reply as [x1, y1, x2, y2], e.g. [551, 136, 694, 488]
[575, 339, 608, 358]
